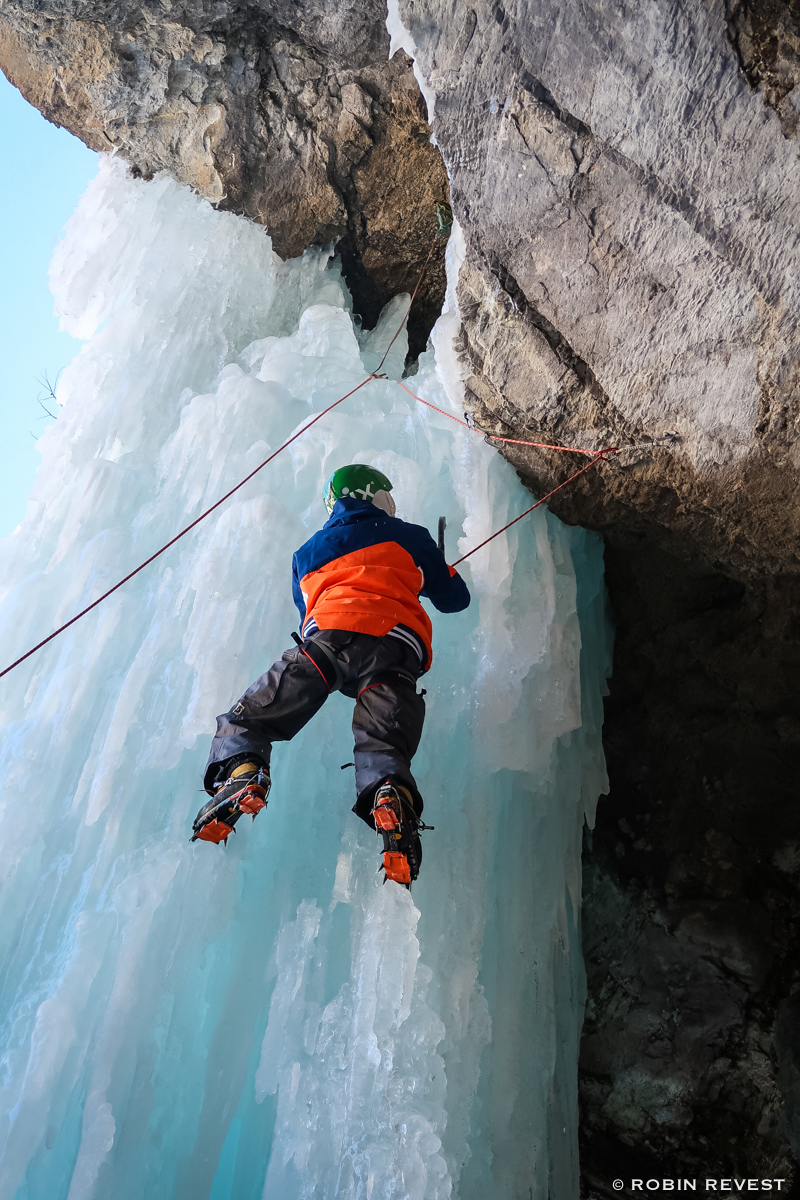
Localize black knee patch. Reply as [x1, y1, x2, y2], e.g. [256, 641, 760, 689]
[295, 636, 342, 692]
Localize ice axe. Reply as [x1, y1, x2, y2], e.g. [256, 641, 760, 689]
[437, 516, 446, 554]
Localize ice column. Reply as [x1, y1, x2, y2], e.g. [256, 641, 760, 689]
[0, 159, 609, 1200]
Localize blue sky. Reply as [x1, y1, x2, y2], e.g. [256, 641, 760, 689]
[0, 71, 98, 536]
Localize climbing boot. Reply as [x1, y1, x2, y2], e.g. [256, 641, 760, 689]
[372, 780, 425, 888]
[191, 761, 270, 845]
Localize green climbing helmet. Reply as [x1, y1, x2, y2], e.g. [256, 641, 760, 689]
[323, 464, 394, 514]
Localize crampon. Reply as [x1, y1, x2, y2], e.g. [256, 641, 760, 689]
[372, 781, 432, 889]
[191, 763, 270, 845]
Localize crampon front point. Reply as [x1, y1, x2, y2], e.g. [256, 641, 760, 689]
[372, 782, 430, 888]
[191, 765, 270, 845]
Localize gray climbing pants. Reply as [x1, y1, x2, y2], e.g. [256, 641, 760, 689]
[204, 630, 426, 825]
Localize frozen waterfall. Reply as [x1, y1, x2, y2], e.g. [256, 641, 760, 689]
[0, 159, 609, 1200]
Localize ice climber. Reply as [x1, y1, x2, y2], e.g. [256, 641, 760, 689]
[192, 464, 471, 885]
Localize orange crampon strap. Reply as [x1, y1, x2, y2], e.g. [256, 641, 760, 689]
[373, 787, 423, 887]
[194, 818, 235, 845]
[237, 784, 267, 816]
[382, 851, 412, 885]
[373, 803, 402, 833]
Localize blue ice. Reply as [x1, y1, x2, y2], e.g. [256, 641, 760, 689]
[0, 159, 609, 1200]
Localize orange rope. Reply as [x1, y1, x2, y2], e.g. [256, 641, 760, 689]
[396, 380, 611, 457]
[392, 378, 619, 563]
[0, 232, 620, 680]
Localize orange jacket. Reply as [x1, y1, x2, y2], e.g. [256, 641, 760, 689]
[292, 498, 470, 667]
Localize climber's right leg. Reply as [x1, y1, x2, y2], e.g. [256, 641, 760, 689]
[193, 640, 334, 844]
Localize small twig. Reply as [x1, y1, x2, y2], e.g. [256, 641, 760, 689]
[34, 370, 61, 420]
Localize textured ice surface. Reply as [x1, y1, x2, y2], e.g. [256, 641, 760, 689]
[0, 158, 610, 1200]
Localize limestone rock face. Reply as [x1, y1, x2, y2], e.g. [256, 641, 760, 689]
[394, 0, 800, 577]
[380, 8, 800, 1173]
[0, 0, 448, 352]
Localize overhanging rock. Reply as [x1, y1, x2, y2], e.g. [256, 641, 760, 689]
[0, 0, 449, 356]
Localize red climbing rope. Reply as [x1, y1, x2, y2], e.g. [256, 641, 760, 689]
[0, 231, 619, 681]
[394, 378, 619, 564]
[0, 375, 377, 682]
[375, 237, 440, 374]
[396, 380, 607, 456]
[451, 450, 616, 566]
